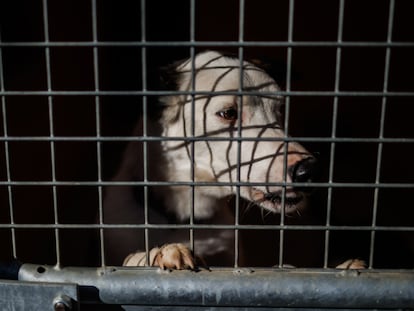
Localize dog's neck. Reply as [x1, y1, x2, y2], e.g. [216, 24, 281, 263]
[153, 150, 231, 222]
[138, 117, 230, 222]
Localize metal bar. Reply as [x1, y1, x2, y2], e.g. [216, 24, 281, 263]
[18, 264, 414, 309]
[278, 0, 295, 268]
[91, 0, 106, 268]
[0, 28, 17, 259]
[0, 135, 413, 143]
[0, 180, 413, 189]
[42, 0, 61, 267]
[369, 0, 395, 269]
[234, 0, 246, 268]
[2, 223, 414, 232]
[1, 40, 414, 48]
[189, 0, 196, 256]
[324, 0, 345, 268]
[1, 89, 414, 97]
[140, 0, 151, 267]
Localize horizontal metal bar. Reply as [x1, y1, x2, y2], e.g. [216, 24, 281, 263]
[18, 264, 414, 309]
[0, 180, 413, 188]
[1, 223, 414, 232]
[1, 90, 414, 97]
[100, 307, 404, 311]
[1, 40, 414, 48]
[1, 135, 413, 144]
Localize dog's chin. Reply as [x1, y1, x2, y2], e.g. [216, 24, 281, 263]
[250, 188, 306, 214]
[259, 195, 305, 214]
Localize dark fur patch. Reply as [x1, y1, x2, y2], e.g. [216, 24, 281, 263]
[159, 57, 189, 91]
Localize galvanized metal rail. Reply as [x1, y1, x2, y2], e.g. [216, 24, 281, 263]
[1, 263, 413, 310]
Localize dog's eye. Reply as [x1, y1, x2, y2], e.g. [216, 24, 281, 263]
[216, 107, 238, 121]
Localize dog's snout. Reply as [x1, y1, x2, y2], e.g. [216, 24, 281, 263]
[289, 157, 318, 184]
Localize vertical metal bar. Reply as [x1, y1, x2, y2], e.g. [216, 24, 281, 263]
[324, 0, 345, 268]
[0, 32, 17, 259]
[42, 0, 61, 268]
[140, 0, 150, 266]
[91, 0, 105, 267]
[279, 0, 295, 268]
[235, 0, 245, 268]
[189, 0, 196, 253]
[369, 0, 395, 269]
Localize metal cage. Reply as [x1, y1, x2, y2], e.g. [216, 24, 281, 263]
[1, 0, 414, 310]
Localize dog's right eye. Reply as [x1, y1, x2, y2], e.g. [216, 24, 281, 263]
[216, 108, 238, 121]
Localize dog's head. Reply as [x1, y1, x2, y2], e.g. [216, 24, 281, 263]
[160, 51, 316, 216]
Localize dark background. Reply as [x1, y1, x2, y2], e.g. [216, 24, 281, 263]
[0, 0, 413, 268]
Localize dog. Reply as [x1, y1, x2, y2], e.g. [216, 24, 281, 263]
[102, 51, 363, 269]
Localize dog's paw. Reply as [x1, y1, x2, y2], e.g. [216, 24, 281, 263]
[123, 247, 160, 266]
[123, 243, 196, 270]
[154, 243, 196, 270]
[336, 259, 366, 270]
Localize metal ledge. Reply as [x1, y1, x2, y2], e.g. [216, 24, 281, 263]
[17, 264, 414, 309]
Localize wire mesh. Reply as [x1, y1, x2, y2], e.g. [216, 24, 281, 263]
[0, 0, 413, 272]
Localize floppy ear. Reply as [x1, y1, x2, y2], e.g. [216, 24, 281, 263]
[157, 58, 187, 125]
[159, 63, 180, 91]
[250, 57, 299, 90]
[159, 56, 190, 91]
[159, 94, 182, 125]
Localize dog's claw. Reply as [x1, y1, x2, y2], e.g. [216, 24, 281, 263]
[123, 243, 199, 270]
[155, 243, 195, 270]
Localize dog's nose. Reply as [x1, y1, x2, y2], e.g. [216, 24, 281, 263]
[289, 157, 318, 184]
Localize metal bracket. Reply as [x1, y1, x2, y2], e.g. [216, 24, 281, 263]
[0, 279, 78, 311]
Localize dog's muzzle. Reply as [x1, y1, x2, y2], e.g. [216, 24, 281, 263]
[253, 156, 318, 213]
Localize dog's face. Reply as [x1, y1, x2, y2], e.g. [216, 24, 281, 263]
[161, 51, 315, 215]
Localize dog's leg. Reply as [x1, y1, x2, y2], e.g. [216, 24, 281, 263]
[336, 259, 366, 269]
[123, 243, 196, 270]
[123, 248, 159, 266]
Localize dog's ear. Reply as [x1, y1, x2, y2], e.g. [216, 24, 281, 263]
[159, 57, 190, 91]
[159, 63, 179, 91]
[249, 57, 299, 89]
[159, 95, 182, 125]
[157, 59, 187, 124]
[249, 58, 271, 71]
[152, 59, 184, 123]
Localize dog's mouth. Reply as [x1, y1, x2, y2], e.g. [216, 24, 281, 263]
[251, 188, 305, 214]
[264, 192, 304, 206]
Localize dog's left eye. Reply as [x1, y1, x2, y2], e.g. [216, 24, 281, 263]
[216, 107, 238, 121]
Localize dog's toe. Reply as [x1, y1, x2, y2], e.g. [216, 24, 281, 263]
[336, 259, 366, 270]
